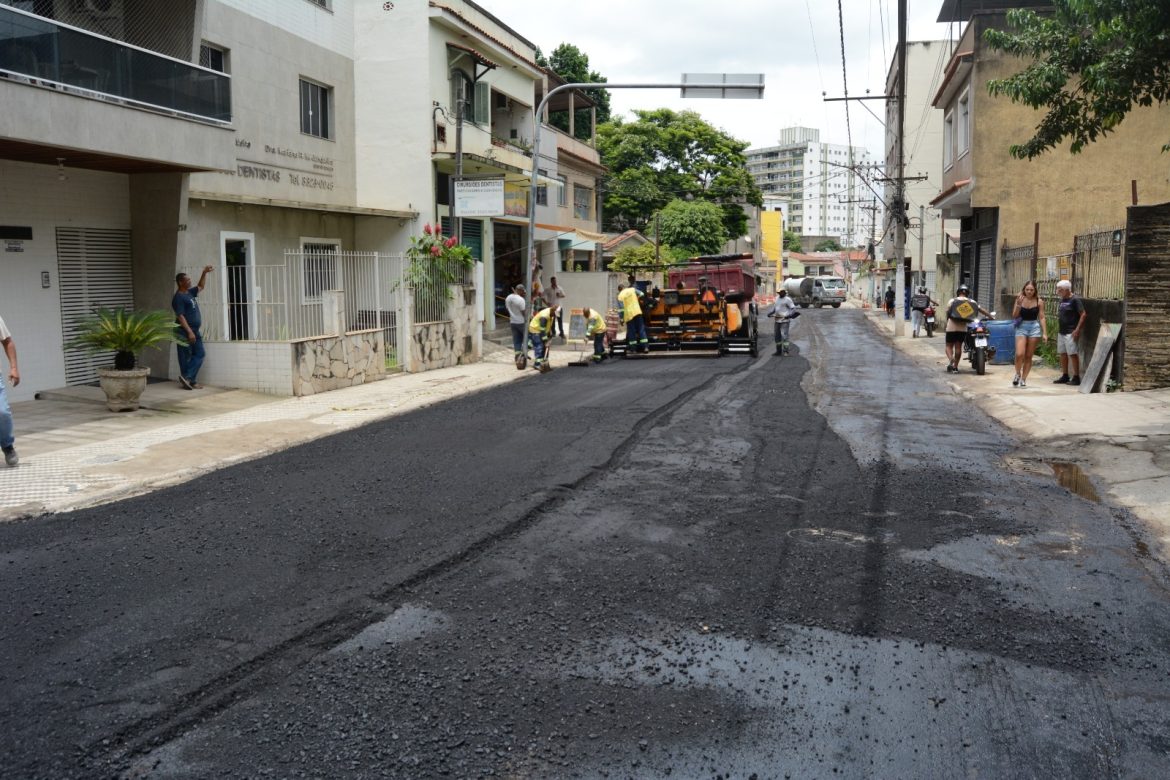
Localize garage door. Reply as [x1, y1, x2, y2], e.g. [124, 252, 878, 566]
[57, 227, 135, 385]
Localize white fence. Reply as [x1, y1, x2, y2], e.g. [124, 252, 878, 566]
[198, 251, 407, 368]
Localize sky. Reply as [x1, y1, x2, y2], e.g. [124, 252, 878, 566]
[478, 0, 961, 156]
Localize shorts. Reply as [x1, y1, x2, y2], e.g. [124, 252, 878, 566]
[1014, 320, 1042, 339]
[945, 331, 966, 344]
[1057, 332, 1078, 355]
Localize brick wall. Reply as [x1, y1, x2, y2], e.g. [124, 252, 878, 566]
[1124, 202, 1170, 390]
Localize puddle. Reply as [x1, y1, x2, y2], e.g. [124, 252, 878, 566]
[1050, 462, 1100, 503]
[787, 527, 896, 546]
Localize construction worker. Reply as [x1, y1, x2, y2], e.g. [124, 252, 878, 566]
[528, 305, 557, 373]
[617, 275, 649, 354]
[583, 307, 608, 363]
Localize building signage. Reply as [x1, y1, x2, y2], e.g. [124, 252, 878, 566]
[219, 138, 338, 192]
[504, 181, 528, 217]
[5, 240, 24, 253]
[454, 178, 505, 217]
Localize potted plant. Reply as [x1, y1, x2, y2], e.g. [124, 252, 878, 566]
[65, 308, 183, 412]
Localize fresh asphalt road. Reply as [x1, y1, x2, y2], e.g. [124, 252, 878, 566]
[3, 310, 1169, 778]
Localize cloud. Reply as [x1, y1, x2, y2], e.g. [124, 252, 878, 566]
[480, 0, 954, 153]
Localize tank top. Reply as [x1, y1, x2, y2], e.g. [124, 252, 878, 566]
[1019, 305, 1040, 321]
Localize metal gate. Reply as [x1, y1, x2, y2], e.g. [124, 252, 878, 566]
[56, 227, 134, 385]
[975, 239, 994, 309]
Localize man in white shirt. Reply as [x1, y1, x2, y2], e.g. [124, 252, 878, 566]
[768, 289, 798, 355]
[0, 313, 20, 467]
[505, 285, 528, 363]
[548, 276, 567, 338]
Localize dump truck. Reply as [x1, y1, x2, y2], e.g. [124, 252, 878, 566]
[610, 254, 759, 357]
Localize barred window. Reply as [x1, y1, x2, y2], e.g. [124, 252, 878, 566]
[300, 78, 332, 140]
[303, 242, 339, 302]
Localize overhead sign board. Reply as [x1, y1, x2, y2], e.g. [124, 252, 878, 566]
[681, 73, 765, 99]
[454, 178, 505, 217]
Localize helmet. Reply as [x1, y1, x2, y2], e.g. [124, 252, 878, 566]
[918, 286, 927, 294]
[957, 284, 970, 295]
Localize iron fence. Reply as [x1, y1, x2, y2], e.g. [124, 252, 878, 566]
[1000, 242, 1036, 298]
[408, 256, 472, 325]
[193, 251, 406, 369]
[1072, 227, 1126, 300]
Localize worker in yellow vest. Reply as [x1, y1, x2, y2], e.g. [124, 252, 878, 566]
[583, 307, 608, 364]
[617, 274, 649, 353]
[528, 305, 557, 373]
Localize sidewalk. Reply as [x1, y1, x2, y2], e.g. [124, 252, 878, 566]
[860, 302, 1170, 552]
[0, 340, 592, 521]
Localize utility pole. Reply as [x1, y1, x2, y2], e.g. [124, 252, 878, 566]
[893, 0, 907, 336]
[918, 205, 925, 282]
[454, 83, 464, 244]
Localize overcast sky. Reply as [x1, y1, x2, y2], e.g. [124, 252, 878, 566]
[480, 0, 960, 156]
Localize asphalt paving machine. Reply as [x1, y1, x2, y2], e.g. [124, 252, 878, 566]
[610, 253, 759, 358]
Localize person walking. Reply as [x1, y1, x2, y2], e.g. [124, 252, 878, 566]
[1053, 279, 1086, 385]
[505, 284, 528, 367]
[173, 265, 212, 390]
[618, 275, 649, 353]
[1011, 280, 1046, 388]
[943, 284, 992, 373]
[0, 313, 20, 467]
[910, 286, 938, 337]
[768, 288, 798, 355]
[528, 305, 557, 373]
[884, 286, 896, 318]
[583, 307, 608, 363]
[548, 276, 567, 338]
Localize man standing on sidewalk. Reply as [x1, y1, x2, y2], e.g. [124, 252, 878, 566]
[0, 313, 19, 467]
[173, 265, 212, 390]
[505, 284, 527, 367]
[1053, 279, 1087, 386]
[548, 276, 567, 338]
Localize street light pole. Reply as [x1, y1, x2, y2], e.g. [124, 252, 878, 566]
[893, 0, 908, 336]
[524, 76, 764, 325]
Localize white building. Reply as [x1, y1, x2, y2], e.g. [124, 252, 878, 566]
[0, 0, 604, 401]
[746, 127, 876, 250]
[882, 40, 960, 298]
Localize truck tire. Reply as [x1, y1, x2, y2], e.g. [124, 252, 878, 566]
[831, 303, 841, 308]
[799, 302, 808, 309]
[815, 301, 823, 308]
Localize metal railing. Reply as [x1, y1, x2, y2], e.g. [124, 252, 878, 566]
[1001, 241, 1036, 297]
[0, 4, 231, 123]
[195, 252, 406, 367]
[408, 257, 471, 325]
[1072, 227, 1126, 300]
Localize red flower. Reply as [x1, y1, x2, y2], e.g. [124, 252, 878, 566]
[423, 223, 433, 235]
[430, 245, 442, 256]
[445, 237, 457, 248]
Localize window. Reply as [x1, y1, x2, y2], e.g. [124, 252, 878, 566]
[573, 184, 592, 220]
[943, 110, 954, 168]
[199, 43, 228, 73]
[536, 169, 548, 207]
[302, 242, 339, 302]
[305, 0, 330, 8]
[556, 174, 568, 207]
[957, 90, 970, 156]
[300, 78, 332, 139]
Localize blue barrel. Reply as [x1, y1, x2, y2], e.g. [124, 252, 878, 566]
[985, 320, 1016, 364]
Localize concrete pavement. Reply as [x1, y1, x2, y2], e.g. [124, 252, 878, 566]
[0, 340, 593, 521]
[860, 302, 1170, 554]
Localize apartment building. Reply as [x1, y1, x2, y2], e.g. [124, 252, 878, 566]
[0, 0, 604, 399]
[745, 127, 876, 249]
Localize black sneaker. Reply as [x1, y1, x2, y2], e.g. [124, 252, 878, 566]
[1053, 374, 1070, 384]
[3, 446, 17, 467]
[179, 375, 194, 390]
[1070, 376, 1081, 386]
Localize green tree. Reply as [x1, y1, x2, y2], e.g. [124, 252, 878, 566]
[655, 198, 727, 257]
[535, 44, 611, 142]
[814, 238, 842, 252]
[784, 230, 803, 253]
[984, 0, 1170, 159]
[611, 241, 682, 273]
[597, 108, 763, 241]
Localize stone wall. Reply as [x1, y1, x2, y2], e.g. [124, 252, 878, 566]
[410, 285, 479, 371]
[292, 329, 387, 396]
[1124, 202, 1170, 390]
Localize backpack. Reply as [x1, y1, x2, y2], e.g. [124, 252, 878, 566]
[947, 297, 977, 322]
[910, 293, 929, 309]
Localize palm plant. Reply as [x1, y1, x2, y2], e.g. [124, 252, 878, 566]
[65, 308, 183, 370]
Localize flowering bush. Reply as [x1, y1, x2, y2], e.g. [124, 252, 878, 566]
[405, 224, 475, 313]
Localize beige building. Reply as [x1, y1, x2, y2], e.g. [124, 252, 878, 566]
[930, 0, 1170, 306]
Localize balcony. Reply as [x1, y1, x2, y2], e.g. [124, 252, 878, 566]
[0, 4, 230, 124]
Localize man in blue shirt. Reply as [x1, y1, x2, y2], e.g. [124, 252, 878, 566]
[173, 265, 212, 390]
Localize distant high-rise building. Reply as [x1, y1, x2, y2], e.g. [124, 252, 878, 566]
[746, 128, 877, 248]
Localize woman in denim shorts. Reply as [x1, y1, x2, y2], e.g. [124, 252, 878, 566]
[1011, 280, 1046, 388]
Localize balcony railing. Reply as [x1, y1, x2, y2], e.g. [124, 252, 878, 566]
[0, 4, 230, 123]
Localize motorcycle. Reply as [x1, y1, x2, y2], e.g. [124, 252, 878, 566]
[923, 305, 936, 337]
[963, 314, 997, 375]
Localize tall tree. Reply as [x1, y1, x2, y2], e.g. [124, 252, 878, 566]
[984, 0, 1170, 158]
[655, 199, 727, 258]
[596, 108, 763, 241]
[784, 230, 803, 253]
[535, 44, 611, 142]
